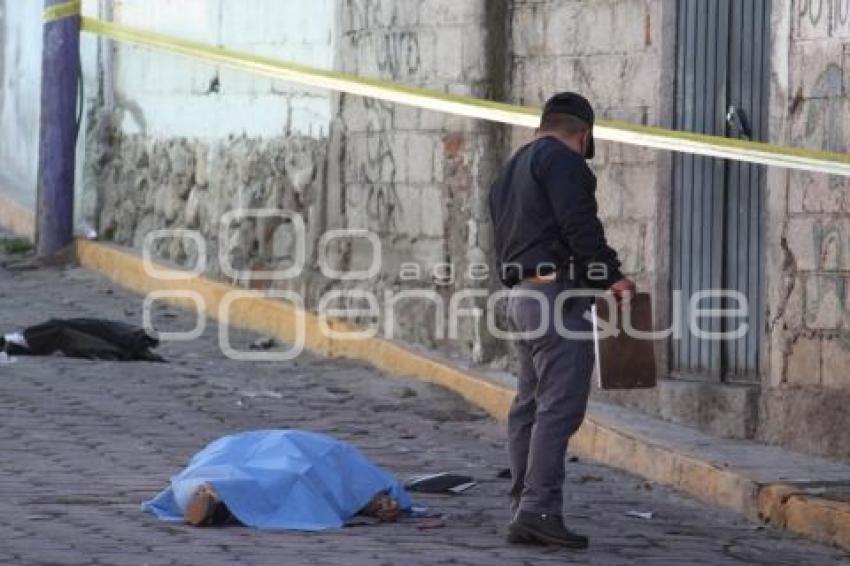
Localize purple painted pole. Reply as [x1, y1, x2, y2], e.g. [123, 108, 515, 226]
[36, 0, 81, 257]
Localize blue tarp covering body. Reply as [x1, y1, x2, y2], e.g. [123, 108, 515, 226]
[142, 429, 412, 530]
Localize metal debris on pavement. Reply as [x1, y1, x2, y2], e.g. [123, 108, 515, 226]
[249, 336, 276, 350]
[406, 473, 475, 494]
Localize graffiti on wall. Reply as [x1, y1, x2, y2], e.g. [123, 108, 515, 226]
[797, 0, 850, 38]
[803, 219, 850, 333]
[345, 96, 402, 234]
[376, 32, 421, 80]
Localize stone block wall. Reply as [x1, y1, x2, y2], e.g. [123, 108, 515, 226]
[761, 0, 850, 457]
[84, 0, 671, 375]
[81, 0, 339, 305]
[84, 0, 513, 365]
[330, 0, 511, 361]
[86, 110, 328, 299]
[79, 0, 850, 458]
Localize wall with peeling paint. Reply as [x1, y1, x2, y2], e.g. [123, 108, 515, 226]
[329, 0, 509, 361]
[761, 0, 850, 457]
[83, 0, 670, 388]
[78, 0, 850, 458]
[82, 0, 510, 364]
[79, 0, 337, 292]
[508, 0, 850, 459]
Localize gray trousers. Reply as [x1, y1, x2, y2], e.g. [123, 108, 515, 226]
[507, 280, 594, 516]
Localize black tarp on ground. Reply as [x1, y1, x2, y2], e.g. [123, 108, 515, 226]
[2, 318, 163, 361]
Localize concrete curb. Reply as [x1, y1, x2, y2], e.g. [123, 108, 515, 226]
[75, 239, 850, 550]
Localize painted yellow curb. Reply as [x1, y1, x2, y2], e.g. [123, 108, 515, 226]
[782, 495, 850, 550]
[569, 416, 761, 514]
[75, 238, 850, 550]
[757, 484, 850, 549]
[0, 192, 35, 240]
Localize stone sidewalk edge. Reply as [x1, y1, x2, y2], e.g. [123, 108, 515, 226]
[74, 239, 850, 550]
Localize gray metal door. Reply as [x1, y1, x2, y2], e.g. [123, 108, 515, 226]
[671, 0, 770, 381]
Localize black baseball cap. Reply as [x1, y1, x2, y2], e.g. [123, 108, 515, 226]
[542, 92, 596, 159]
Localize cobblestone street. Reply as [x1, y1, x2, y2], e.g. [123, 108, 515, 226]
[1, 256, 848, 565]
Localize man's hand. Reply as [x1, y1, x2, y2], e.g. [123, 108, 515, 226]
[609, 277, 637, 303]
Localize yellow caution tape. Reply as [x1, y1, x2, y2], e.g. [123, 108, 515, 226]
[81, 17, 850, 177]
[44, 0, 81, 23]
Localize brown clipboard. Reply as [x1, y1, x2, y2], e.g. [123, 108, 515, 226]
[591, 292, 658, 389]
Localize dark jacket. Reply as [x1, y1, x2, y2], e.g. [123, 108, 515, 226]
[488, 136, 623, 288]
[2, 318, 164, 361]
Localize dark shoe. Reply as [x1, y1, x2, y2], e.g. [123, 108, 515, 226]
[507, 511, 588, 548]
[505, 525, 540, 545]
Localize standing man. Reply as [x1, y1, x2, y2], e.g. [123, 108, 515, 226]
[489, 92, 636, 548]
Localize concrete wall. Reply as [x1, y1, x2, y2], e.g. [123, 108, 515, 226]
[83, 0, 669, 372]
[506, 0, 850, 459]
[109, 0, 335, 138]
[84, 0, 512, 364]
[330, 0, 509, 360]
[0, 0, 43, 207]
[761, 0, 850, 457]
[77, 0, 850, 458]
[82, 0, 336, 278]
